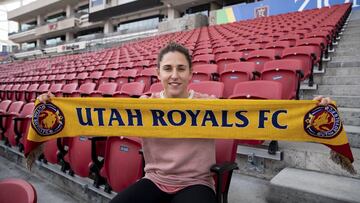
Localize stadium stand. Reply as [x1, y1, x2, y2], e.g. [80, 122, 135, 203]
[1, 2, 360, 203]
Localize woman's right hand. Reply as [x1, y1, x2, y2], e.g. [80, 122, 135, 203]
[37, 91, 55, 103]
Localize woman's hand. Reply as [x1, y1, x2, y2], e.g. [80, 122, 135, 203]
[37, 91, 55, 103]
[313, 95, 332, 106]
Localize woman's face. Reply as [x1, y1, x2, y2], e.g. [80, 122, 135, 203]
[157, 51, 192, 98]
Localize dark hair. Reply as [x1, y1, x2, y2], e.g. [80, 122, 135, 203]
[157, 42, 192, 70]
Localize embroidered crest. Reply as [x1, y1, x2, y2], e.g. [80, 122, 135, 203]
[304, 104, 342, 139]
[32, 103, 65, 136]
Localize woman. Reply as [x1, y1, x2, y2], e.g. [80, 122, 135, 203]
[38, 42, 331, 203]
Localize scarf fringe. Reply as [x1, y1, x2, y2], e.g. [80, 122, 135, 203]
[26, 144, 44, 171]
[330, 150, 357, 175]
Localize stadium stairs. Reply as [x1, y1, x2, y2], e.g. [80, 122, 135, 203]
[261, 9, 360, 203]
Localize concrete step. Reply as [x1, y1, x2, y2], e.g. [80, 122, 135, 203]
[327, 61, 360, 68]
[333, 51, 360, 57]
[331, 56, 360, 62]
[229, 173, 270, 203]
[339, 108, 360, 126]
[300, 94, 360, 108]
[268, 168, 360, 203]
[236, 141, 360, 180]
[303, 85, 360, 96]
[346, 125, 360, 149]
[322, 67, 360, 76]
[314, 76, 360, 85]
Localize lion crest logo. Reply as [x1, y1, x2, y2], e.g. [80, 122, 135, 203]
[304, 104, 342, 139]
[32, 103, 65, 136]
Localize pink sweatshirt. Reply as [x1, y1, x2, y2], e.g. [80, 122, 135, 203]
[141, 90, 216, 193]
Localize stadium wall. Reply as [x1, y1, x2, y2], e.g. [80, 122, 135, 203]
[210, 0, 360, 25]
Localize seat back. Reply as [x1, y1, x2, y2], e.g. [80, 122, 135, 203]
[0, 178, 37, 203]
[100, 137, 143, 192]
[188, 81, 224, 98]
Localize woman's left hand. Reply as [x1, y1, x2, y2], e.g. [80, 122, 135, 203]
[313, 95, 332, 106]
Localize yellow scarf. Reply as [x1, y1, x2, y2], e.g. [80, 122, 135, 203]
[27, 97, 355, 173]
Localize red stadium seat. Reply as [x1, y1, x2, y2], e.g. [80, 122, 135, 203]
[188, 81, 224, 98]
[72, 82, 97, 97]
[215, 52, 243, 73]
[245, 49, 281, 72]
[219, 62, 255, 98]
[61, 83, 79, 97]
[98, 70, 119, 85]
[100, 137, 143, 193]
[15, 84, 30, 101]
[229, 81, 283, 99]
[211, 139, 238, 203]
[115, 69, 138, 89]
[143, 82, 163, 95]
[114, 82, 145, 98]
[0, 101, 24, 144]
[261, 59, 304, 99]
[191, 64, 218, 82]
[5, 102, 34, 148]
[281, 46, 316, 85]
[134, 68, 158, 92]
[193, 54, 215, 66]
[0, 178, 37, 203]
[90, 82, 118, 97]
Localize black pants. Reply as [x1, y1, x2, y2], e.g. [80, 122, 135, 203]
[110, 178, 217, 203]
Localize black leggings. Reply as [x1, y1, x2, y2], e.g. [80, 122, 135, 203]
[110, 178, 217, 203]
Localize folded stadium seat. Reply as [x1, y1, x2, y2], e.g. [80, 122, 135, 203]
[235, 44, 262, 58]
[75, 66, 85, 73]
[89, 82, 118, 97]
[83, 71, 103, 85]
[95, 64, 106, 71]
[211, 139, 239, 203]
[4, 102, 34, 148]
[46, 75, 56, 84]
[15, 84, 30, 101]
[228, 70, 288, 153]
[63, 136, 107, 182]
[26, 83, 50, 102]
[71, 82, 96, 97]
[0, 178, 37, 203]
[191, 64, 218, 83]
[71, 72, 88, 85]
[215, 52, 244, 73]
[0, 101, 24, 145]
[188, 81, 224, 98]
[219, 62, 256, 98]
[115, 69, 138, 89]
[53, 74, 66, 84]
[85, 66, 96, 73]
[113, 82, 145, 98]
[0, 84, 13, 100]
[253, 37, 274, 48]
[0, 84, 5, 96]
[192, 54, 215, 66]
[134, 68, 158, 92]
[0, 100, 12, 115]
[100, 137, 143, 193]
[38, 75, 47, 84]
[278, 34, 302, 47]
[264, 40, 292, 53]
[143, 82, 163, 96]
[106, 63, 119, 70]
[63, 73, 77, 84]
[261, 59, 304, 100]
[193, 48, 213, 57]
[6, 84, 20, 101]
[213, 46, 235, 55]
[296, 37, 327, 68]
[245, 49, 281, 72]
[98, 70, 119, 85]
[30, 76, 40, 83]
[281, 46, 316, 86]
[132, 60, 150, 73]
